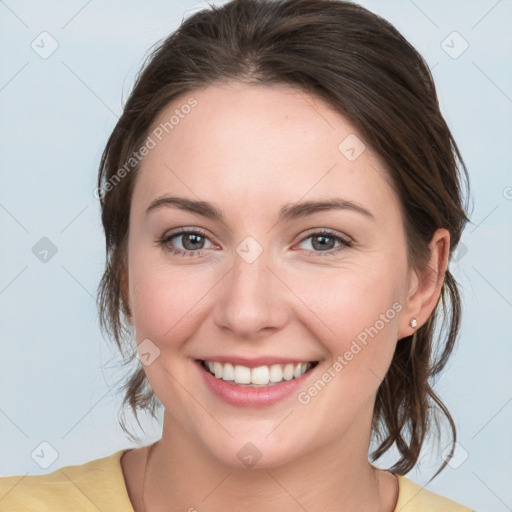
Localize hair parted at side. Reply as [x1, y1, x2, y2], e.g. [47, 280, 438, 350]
[96, 0, 471, 477]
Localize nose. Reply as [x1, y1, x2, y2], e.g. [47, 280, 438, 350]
[213, 246, 289, 341]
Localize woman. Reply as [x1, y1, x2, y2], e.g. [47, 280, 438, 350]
[0, 0, 475, 510]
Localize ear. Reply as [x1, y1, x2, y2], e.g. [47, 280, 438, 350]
[398, 228, 450, 339]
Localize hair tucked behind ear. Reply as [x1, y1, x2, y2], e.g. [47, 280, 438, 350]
[372, 270, 462, 477]
[97, 0, 471, 473]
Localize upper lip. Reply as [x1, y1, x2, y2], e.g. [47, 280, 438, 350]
[196, 356, 319, 368]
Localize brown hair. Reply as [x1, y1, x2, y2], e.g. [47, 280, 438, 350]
[97, 0, 471, 477]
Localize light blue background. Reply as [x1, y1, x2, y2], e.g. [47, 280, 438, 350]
[1, 1, 511, 511]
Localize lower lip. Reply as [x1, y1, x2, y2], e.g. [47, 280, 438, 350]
[195, 360, 318, 408]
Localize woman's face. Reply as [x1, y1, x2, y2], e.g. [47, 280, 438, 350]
[125, 81, 422, 467]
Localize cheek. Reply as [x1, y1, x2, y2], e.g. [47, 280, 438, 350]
[304, 260, 401, 328]
[127, 251, 215, 343]
[291, 272, 402, 424]
[296, 260, 403, 375]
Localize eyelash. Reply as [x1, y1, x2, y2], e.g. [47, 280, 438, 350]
[156, 228, 352, 258]
[156, 228, 212, 258]
[296, 230, 353, 256]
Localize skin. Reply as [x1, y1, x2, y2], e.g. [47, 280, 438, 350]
[119, 81, 450, 512]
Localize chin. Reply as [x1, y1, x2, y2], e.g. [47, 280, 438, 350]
[199, 428, 310, 471]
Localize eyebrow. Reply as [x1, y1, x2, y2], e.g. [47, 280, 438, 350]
[145, 195, 375, 223]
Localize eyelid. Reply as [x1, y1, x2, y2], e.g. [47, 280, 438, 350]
[158, 226, 353, 257]
[160, 227, 352, 245]
[161, 227, 216, 246]
[162, 226, 209, 238]
[295, 227, 352, 244]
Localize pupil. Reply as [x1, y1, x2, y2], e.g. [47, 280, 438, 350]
[313, 235, 333, 251]
[184, 234, 203, 250]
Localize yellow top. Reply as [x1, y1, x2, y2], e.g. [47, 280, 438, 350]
[0, 449, 475, 511]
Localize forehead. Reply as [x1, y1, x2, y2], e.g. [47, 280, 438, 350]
[132, 81, 399, 223]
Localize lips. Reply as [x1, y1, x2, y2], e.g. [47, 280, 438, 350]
[195, 358, 320, 408]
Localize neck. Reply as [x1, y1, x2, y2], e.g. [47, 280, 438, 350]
[140, 409, 396, 512]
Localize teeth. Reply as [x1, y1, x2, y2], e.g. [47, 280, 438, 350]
[221, 362, 234, 381]
[282, 363, 295, 381]
[270, 364, 284, 383]
[251, 365, 270, 385]
[213, 361, 223, 378]
[234, 364, 251, 384]
[293, 363, 302, 379]
[202, 360, 314, 386]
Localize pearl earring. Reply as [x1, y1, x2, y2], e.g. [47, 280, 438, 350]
[410, 318, 417, 328]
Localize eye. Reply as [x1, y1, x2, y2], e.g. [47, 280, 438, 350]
[156, 228, 352, 258]
[157, 228, 214, 257]
[295, 229, 352, 256]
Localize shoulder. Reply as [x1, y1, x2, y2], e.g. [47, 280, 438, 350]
[396, 474, 476, 511]
[0, 449, 134, 512]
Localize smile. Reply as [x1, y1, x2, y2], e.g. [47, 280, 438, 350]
[200, 359, 318, 387]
